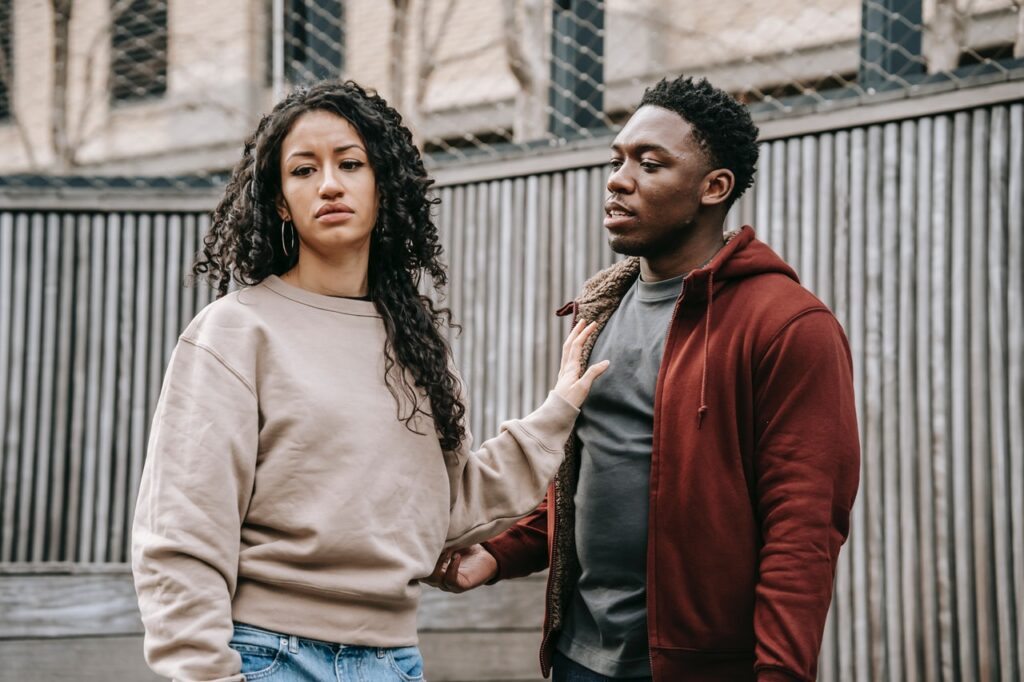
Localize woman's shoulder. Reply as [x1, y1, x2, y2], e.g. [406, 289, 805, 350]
[180, 280, 278, 348]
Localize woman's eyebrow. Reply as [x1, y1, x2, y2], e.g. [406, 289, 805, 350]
[286, 144, 366, 161]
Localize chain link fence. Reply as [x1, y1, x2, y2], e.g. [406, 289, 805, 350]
[0, 0, 1021, 188]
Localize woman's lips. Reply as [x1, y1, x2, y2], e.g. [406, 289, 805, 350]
[316, 209, 354, 224]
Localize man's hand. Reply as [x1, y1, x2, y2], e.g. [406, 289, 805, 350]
[423, 544, 498, 593]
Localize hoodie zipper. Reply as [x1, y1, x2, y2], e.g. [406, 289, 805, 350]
[541, 300, 579, 677]
[540, 504, 559, 675]
[647, 280, 687, 682]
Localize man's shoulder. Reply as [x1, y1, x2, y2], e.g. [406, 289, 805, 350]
[735, 270, 826, 308]
[741, 270, 827, 303]
[727, 272, 842, 343]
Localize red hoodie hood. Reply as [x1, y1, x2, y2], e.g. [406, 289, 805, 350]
[710, 226, 798, 284]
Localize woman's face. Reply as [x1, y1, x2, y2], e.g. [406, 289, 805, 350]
[275, 109, 379, 260]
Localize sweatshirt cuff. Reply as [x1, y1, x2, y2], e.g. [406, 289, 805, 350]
[516, 391, 579, 451]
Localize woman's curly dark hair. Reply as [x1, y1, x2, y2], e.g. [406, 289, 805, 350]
[193, 79, 466, 452]
[640, 76, 759, 208]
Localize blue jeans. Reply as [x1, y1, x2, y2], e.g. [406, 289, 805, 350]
[552, 650, 652, 682]
[229, 622, 425, 681]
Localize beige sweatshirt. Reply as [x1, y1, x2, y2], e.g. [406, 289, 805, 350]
[131, 275, 578, 682]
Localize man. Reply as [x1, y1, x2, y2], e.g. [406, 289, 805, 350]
[428, 76, 860, 682]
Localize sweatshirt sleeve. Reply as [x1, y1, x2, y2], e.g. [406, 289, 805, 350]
[751, 310, 860, 681]
[131, 337, 259, 682]
[443, 391, 579, 549]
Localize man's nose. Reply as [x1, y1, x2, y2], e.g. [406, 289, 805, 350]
[607, 164, 633, 194]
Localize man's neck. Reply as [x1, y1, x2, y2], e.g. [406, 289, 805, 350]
[640, 225, 726, 282]
[282, 244, 371, 298]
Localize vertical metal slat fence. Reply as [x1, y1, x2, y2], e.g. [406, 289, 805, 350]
[0, 102, 1021, 680]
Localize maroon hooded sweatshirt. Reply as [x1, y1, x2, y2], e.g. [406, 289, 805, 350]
[482, 227, 860, 682]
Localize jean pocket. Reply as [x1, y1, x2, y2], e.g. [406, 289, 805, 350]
[229, 623, 287, 680]
[386, 646, 425, 681]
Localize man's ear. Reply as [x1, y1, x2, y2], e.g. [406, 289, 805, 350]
[275, 193, 290, 221]
[701, 169, 735, 208]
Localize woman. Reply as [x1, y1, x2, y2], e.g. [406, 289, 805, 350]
[131, 80, 608, 682]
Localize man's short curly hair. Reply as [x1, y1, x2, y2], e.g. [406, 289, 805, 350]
[639, 76, 759, 208]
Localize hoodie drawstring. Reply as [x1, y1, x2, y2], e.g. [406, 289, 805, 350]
[697, 271, 714, 430]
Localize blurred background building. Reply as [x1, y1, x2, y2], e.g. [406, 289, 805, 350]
[0, 0, 1021, 175]
[1, 1, 1023, 681]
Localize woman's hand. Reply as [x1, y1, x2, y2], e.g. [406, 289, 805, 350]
[423, 545, 498, 593]
[552, 319, 610, 409]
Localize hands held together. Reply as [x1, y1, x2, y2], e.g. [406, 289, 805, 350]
[424, 544, 497, 593]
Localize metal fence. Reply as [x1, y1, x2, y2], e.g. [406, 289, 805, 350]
[1, 98, 1022, 680]
[0, 211, 214, 564]
[1, 0, 1023, 184]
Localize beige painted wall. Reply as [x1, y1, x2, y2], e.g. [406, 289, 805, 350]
[0, 0, 267, 174]
[0, 0, 1017, 174]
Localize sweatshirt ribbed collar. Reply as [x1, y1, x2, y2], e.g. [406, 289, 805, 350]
[262, 275, 380, 317]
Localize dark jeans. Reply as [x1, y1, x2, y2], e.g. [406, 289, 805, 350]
[552, 650, 653, 682]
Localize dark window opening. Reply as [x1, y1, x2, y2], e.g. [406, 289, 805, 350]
[549, 0, 604, 139]
[110, 0, 168, 103]
[267, 0, 345, 86]
[957, 42, 1017, 68]
[0, 0, 12, 119]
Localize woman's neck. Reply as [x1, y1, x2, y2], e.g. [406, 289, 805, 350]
[281, 245, 370, 298]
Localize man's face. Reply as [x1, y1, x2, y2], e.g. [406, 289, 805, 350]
[604, 105, 712, 257]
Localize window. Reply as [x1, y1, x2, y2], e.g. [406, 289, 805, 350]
[110, 0, 168, 103]
[549, 0, 604, 138]
[0, 0, 12, 119]
[268, 0, 345, 86]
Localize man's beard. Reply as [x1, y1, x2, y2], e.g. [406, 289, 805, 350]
[607, 217, 698, 258]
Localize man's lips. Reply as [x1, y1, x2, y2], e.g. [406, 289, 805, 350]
[604, 200, 635, 217]
[604, 201, 636, 228]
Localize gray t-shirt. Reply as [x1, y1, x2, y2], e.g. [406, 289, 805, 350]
[556, 273, 683, 678]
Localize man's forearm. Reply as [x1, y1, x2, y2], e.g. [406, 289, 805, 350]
[481, 500, 550, 581]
